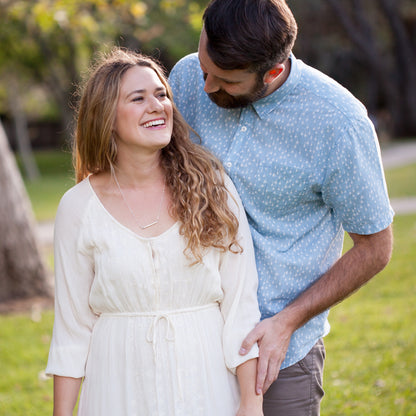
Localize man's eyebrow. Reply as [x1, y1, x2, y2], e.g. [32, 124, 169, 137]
[199, 59, 245, 83]
[200, 67, 241, 84]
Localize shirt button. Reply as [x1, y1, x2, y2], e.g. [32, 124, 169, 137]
[225, 162, 232, 168]
[241, 126, 247, 132]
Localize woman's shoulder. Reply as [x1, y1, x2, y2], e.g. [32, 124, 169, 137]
[56, 177, 94, 223]
[60, 176, 93, 203]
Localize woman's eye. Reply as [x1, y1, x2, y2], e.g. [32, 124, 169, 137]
[132, 96, 143, 102]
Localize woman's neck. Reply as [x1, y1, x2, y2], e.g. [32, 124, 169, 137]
[114, 152, 165, 188]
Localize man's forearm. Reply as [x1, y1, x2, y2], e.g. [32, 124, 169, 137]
[240, 225, 393, 393]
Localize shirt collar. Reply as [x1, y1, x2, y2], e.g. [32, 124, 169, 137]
[251, 54, 301, 119]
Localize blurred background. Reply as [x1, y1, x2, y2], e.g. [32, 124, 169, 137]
[0, 1, 415, 415]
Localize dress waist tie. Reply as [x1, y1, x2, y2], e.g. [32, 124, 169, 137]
[101, 303, 219, 403]
[146, 313, 183, 400]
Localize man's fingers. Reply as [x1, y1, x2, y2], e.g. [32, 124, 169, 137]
[257, 346, 282, 394]
[255, 352, 269, 394]
[239, 326, 262, 355]
[263, 362, 280, 394]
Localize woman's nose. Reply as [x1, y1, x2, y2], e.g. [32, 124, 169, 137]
[147, 96, 164, 112]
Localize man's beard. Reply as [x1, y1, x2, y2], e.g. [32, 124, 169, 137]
[207, 75, 268, 109]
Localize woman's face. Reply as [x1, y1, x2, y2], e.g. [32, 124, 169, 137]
[113, 65, 173, 157]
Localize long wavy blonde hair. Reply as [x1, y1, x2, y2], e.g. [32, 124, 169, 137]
[74, 47, 241, 263]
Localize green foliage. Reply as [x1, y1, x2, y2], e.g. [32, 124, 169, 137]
[0, 0, 205, 122]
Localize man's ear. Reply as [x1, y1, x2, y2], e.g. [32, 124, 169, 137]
[263, 65, 284, 84]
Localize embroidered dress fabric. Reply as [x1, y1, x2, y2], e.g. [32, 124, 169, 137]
[46, 176, 260, 416]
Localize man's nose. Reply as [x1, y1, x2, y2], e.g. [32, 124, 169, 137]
[203, 73, 220, 94]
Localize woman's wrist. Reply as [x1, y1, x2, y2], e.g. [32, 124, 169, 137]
[240, 391, 263, 406]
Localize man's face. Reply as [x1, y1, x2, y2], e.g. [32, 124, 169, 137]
[198, 30, 267, 108]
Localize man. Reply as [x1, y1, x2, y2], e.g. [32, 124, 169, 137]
[169, 0, 394, 414]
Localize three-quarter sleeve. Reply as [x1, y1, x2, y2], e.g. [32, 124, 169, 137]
[46, 183, 97, 378]
[219, 175, 261, 374]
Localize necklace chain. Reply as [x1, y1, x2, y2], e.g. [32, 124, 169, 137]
[112, 170, 166, 230]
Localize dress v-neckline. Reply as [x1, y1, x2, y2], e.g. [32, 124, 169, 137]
[86, 176, 179, 240]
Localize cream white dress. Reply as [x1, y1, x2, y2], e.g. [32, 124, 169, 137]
[46, 176, 260, 416]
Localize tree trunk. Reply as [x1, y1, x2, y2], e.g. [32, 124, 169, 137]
[7, 78, 40, 181]
[325, 0, 416, 137]
[0, 120, 50, 303]
[377, 0, 416, 136]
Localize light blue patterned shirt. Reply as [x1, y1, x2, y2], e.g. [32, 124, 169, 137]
[169, 53, 394, 369]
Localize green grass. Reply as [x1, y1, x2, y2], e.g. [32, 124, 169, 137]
[384, 163, 416, 198]
[321, 214, 416, 415]
[0, 311, 54, 415]
[16, 150, 74, 221]
[1, 149, 414, 415]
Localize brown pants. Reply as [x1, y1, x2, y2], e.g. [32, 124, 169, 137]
[263, 339, 326, 416]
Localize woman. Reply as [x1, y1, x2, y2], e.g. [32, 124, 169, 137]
[46, 48, 262, 416]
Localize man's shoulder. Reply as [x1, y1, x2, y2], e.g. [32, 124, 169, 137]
[170, 52, 200, 80]
[296, 59, 367, 117]
[169, 52, 208, 116]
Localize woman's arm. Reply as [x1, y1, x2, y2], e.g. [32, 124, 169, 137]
[236, 358, 263, 416]
[53, 375, 82, 416]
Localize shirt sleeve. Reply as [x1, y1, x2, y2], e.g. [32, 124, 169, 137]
[45, 184, 97, 378]
[219, 175, 261, 374]
[322, 115, 394, 234]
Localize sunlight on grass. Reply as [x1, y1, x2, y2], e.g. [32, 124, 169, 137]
[17, 150, 74, 221]
[322, 214, 416, 415]
[384, 164, 416, 198]
[0, 311, 54, 415]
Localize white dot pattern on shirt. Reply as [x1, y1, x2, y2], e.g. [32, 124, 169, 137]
[169, 53, 394, 369]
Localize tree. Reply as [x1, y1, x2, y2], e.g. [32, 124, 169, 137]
[289, 0, 416, 138]
[0, 120, 50, 302]
[7, 77, 40, 181]
[0, 0, 205, 303]
[0, 0, 205, 145]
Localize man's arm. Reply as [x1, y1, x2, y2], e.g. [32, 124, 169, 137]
[240, 225, 393, 394]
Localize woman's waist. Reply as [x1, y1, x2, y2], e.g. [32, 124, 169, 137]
[98, 302, 219, 318]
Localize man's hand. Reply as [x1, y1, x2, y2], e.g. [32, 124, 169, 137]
[240, 314, 294, 394]
[240, 226, 393, 395]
